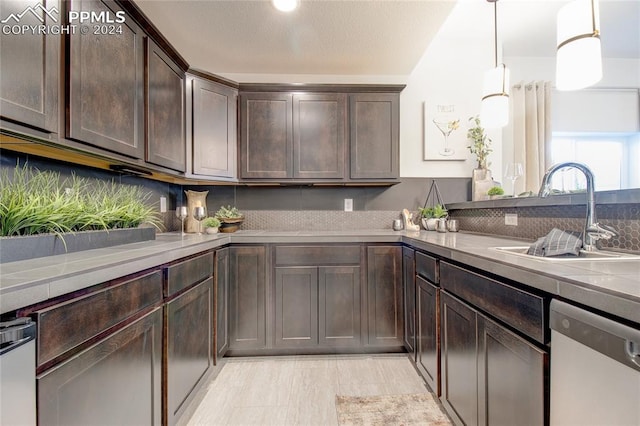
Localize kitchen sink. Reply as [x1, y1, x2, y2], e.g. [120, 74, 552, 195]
[492, 246, 640, 261]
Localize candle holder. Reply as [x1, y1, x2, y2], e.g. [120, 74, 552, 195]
[185, 190, 208, 233]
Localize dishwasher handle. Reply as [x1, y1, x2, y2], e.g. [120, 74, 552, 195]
[550, 299, 640, 373]
[626, 340, 640, 369]
[0, 317, 36, 355]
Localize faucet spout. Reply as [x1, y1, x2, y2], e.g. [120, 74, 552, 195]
[538, 162, 609, 251]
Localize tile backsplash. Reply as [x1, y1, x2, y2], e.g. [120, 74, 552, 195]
[450, 204, 640, 252]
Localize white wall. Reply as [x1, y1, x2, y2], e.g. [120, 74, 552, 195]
[398, 1, 503, 180]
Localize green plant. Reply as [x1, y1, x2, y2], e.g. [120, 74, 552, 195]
[487, 186, 505, 196]
[202, 217, 221, 228]
[467, 115, 492, 169]
[418, 204, 447, 219]
[0, 163, 161, 238]
[215, 205, 243, 220]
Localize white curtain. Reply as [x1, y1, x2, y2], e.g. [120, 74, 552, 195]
[510, 81, 552, 194]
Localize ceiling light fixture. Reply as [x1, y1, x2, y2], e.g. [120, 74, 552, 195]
[555, 0, 602, 91]
[272, 0, 299, 13]
[480, 0, 510, 129]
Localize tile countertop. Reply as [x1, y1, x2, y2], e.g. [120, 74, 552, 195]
[1, 230, 639, 326]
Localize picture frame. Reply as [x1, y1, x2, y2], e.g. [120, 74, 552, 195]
[423, 101, 467, 161]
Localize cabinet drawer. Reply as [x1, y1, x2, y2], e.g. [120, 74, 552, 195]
[166, 251, 214, 296]
[416, 251, 438, 284]
[440, 261, 546, 344]
[35, 270, 163, 368]
[275, 245, 360, 266]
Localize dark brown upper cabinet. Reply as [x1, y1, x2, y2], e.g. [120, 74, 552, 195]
[239, 86, 401, 183]
[146, 39, 185, 172]
[240, 92, 347, 181]
[67, 0, 145, 159]
[0, 0, 59, 134]
[191, 76, 238, 179]
[349, 93, 400, 180]
[293, 93, 346, 179]
[240, 92, 293, 179]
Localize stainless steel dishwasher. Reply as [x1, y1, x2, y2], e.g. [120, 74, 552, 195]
[550, 299, 640, 426]
[0, 317, 37, 426]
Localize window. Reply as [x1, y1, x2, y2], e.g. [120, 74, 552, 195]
[550, 132, 640, 191]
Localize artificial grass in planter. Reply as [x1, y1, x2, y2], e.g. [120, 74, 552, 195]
[0, 164, 162, 262]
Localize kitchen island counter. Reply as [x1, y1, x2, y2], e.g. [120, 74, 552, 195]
[1, 230, 638, 325]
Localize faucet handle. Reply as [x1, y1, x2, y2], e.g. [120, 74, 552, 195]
[587, 223, 619, 240]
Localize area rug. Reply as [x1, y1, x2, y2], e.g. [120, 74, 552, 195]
[335, 393, 452, 426]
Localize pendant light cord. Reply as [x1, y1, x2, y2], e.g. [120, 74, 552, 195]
[493, 0, 498, 68]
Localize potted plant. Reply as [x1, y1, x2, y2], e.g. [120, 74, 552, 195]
[418, 204, 448, 230]
[467, 116, 496, 201]
[214, 205, 245, 233]
[487, 186, 505, 199]
[202, 217, 221, 234]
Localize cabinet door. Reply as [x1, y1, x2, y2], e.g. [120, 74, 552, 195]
[38, 307, 162, 426]
[477, 314, 546, 426]
[229, 246, 267, 350]
[402, 247, 416, 355]
[319, 266, 361, 347]
[192, 78, 238, 178]
[416, 276, 440, 396]
[293, 93, 346, 179]
[441, 291, 478, 426]
[146, 39, 185, 172]
[366, 245, 403, 347]
[0, 0, 58, 133]
[274, 267, 318, 348]
[215, 247, 230, 360]
[240, 93, 292, 178]
[67, 0, 144, 159]
[166, 278, 213, 426]
[349, 93, 399, 179]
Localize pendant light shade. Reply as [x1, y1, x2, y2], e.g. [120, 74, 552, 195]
[556, 0, 602, 91]
[272, 0, 299, 12]
[480, 0, 510, 128]
[481, 64, 510, 128]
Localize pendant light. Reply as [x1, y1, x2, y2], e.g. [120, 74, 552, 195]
[272, 0, 299, 13]
[481, 0, 510, 129]
[556, 0, 602, 91]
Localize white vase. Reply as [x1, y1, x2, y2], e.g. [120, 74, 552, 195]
[421, 218, 438, 231]
[472, 168, 494, 201]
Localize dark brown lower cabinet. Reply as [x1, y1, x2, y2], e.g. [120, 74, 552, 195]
[402, 247, 416, 356]
[441, 291, 478, 426]
[274, 267, 319, 348]
[37, 307, 163, 426]
[366, 245, 403, 347]
[229, 246, 267, 350]
[216, 247, 230, 360]
[318, 266, 361, 347]
[166, 278, 213, 426]
[273, 265, 361, 349]
[441, 290, 547, 426]
[477, 314, 546, 426]
[416, 275, 439, 396]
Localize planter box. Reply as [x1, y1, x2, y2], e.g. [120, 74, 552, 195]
[0, 228, 156, 264]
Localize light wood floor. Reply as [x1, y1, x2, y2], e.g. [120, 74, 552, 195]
[186, 354, 430, 426]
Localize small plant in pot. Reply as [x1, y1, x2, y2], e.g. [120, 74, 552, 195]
[202, 217, 221, 234]
[487, 186, 505, 199]
[418, 204, 448, 231]
[214, 205, 244, 233]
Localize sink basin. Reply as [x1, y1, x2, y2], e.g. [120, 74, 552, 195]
[492, 246, 640, 261]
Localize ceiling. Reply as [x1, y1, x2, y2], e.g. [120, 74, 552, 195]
[134, 0, 640, 80]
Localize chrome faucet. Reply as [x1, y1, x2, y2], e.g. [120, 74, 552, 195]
[538, 162, 618, 251]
